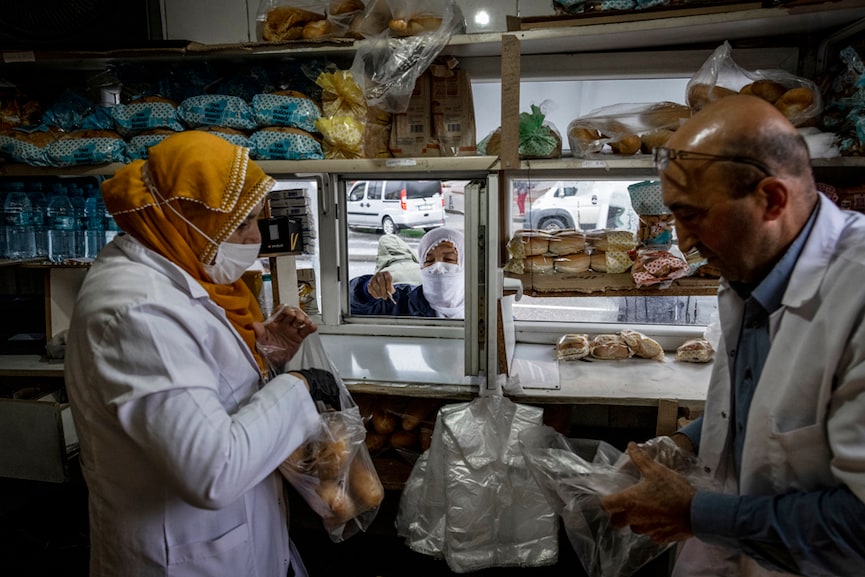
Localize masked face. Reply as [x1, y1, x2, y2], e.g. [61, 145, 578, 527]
[420, 240, 464, 318]
[204, 242, 261, 284]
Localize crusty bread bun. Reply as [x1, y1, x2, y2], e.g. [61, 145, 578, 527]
[774, 87, 815, 120]
[525, 254, 555, 274]
[609, 133, 641, 155]
[556, 333, 590, 361]
[620, 329, 664, 361]
[590, 334, 633, 360]
[548, 231, 586, 255]
[330, 0, 364, 15]
[638, 102, 691, 130]
[676, 338, 714, 363]
[569, 126, 603, 156]
[741, 79, 786, 103]
[688, 83, 738, 111]
[640, 128, 675, 154]
[522, 233, 551, 256]
[263, 6, 324, 41]
[586, 232, 608, 253]
[389, 16, 443, 36]
[590, 251, 606, 272]
[554, 252, 591, 274]
[303, 19, 333, 39]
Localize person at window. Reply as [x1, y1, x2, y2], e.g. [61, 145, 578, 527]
[349, 227, 464, 318]
[64, 131, 322, 577]
[600, 94, 865, 576]
[373, 233, 422, 285]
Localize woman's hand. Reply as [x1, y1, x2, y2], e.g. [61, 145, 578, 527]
[367, 271, 396, 302]
[253, 305, 318, 367]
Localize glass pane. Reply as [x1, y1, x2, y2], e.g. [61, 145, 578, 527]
[345, 178, 465, 319]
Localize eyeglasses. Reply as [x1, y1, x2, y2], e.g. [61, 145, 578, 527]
[653, 146, 774, 177]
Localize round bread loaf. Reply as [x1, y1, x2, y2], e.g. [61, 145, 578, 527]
[609, 134, 641, 155]
[554, 253, 590, 274]
[525, 254, 555, 274]
[556, 333, 590, 361]
[522, 233, 550, 256]
[640, 128, 675, 154]
[548, 231, 586, 255]
[676, 338, 714, 363]
[303, 19, 332, 39]
[569, 126, 603, 156]
[590, 334, 633, 360]
[688, 83, 738, 111]
[774, 87, 814, 120]
[743, 79, 787, 103]
[590, 251, 607, 272]
[620, 329, 664, 361]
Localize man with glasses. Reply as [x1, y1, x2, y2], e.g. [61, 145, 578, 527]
[601, 94, 865, 576]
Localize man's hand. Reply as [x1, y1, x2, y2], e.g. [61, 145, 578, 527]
[600, 442, 696, 544]
[253, 305, 317, 368]
[367, 271, 396, 302]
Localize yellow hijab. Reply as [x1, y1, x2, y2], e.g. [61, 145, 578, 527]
[101, 131, 275, 371]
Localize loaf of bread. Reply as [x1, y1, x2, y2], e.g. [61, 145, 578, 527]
[389, 15, 443, 36]
[525, 254, 555, 274]
[609, 133, 641, 155]
[330, 0, 364, 15]
[522, 232, 551, 256]
[554, 252, 591, 274]
[556, 333, 590, 361]
[640, 129, 675, 154]
[620, 329, 665, 361]
[303, 19, 333, 38]
[590, 334, 633, 360]
[589, 251, 606, 272]
[740, 79, 786, 103]
[263, 6, 325, 41]
[688, 83, 738, 111]
[676, 338, 714, 363]
[774, 87, 815, 121]
[548, 231, 586, 255]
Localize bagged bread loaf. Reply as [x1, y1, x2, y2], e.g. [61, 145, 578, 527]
[590, 334, 633, 360]
[676, 338, 714, 363]
[620, 329, 664, 361]
[556, 333, 590, 361]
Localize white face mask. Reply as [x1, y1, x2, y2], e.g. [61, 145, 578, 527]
[421, 261, 464, 318]
[204, 242, 261, 284]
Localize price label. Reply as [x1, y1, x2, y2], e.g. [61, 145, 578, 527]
[580, 160, 607, 169]
[385, 159, 418, 168]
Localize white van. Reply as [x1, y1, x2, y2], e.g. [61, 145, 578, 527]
[523, 181, 638, 233]
[346, 180, 446, 235]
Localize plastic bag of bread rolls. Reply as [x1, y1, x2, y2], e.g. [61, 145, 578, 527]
[251, 90, 321, 132]
[0, 128, 61, 167]
[567, 101, 690, 157]
[46, 129, 128, 167]
[261, 332, 384, 543]
[687, 41, 822, 127]
[256, 0, 326, 41]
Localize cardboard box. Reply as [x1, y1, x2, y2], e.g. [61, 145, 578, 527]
[389, 72, 435, 158]
[431, 68, 477, 157]
[258, 216, 303, 255]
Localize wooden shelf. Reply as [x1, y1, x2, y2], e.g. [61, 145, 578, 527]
[507, 271, 719, 297]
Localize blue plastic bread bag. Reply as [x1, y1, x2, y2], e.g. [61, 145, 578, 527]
[177, 94, 257, 131]
[257, 329, 384, 543]
[397, 395, 559, 573]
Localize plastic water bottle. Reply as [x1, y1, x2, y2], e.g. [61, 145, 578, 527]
[28, 181, 49, 259]
[47, 184, 77, 262]
[68, 184, 87, 258]
[4, 181, 37, 260]
[84, 187, 107, 259]
[259, 273, 274, 318]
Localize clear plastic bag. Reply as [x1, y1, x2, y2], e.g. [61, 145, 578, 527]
[687, 41, 822, 127]
[519, 428, 714, 577]
[348, 0, 465, 113]
[396, 395, 559, 573]
[258, 330, 384, 542]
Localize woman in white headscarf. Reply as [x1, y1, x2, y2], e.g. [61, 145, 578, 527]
[349, 227, 465, 318]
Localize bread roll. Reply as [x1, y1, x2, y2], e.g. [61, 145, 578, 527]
[774, 87, 815, 120]
[371, 407, 397, 435]
[638, 102, 691, 129]
[556, 333, 590, 361]
[522, 233, 550, 256]
[569, 126, 602, 156]
[676, 338, 714, 363]
[364, 431, 389, 454]
[640, 128, 675, 154]
[303, 19, 332, 39]
[548, 231, 586, 255]
[389, 429, 419, 450]
[743, 79, 787, 103]
[525, 255, 554, 274]
[330, 0, 365, 15]
[263, 6, 324, 41]
[609, 133, 641, 155]
[590, 251, 606, 272]
[688, 83, 738, 111]
[620, 329, 664, 361]
[347, 456, 384, 510]
[590, 334, 633, 360]
[554, 253, 590, 274]
[389, 16, 443, 36]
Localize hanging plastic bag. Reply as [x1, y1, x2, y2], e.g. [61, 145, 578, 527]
[519, 427, 716, 577]
[258, 327, 384, 542]
[396, 395, 559, 573]
[349, 0, 465, 113]
[687, 41, 822, 127]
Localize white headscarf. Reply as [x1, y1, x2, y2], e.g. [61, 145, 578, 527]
[418, 227, 465, 318]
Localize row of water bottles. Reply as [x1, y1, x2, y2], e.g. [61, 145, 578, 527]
[1, 178, 120, 262]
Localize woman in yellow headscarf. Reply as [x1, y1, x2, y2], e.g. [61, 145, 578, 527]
[64, 131, 321, 577]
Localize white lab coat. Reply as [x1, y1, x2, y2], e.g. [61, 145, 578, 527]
[65, 234, 322, 577]
[674, 194, 865, 576]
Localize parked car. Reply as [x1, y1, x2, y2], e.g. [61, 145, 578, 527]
[522, 180, 638, 233]
[346, 180, 446, 235]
